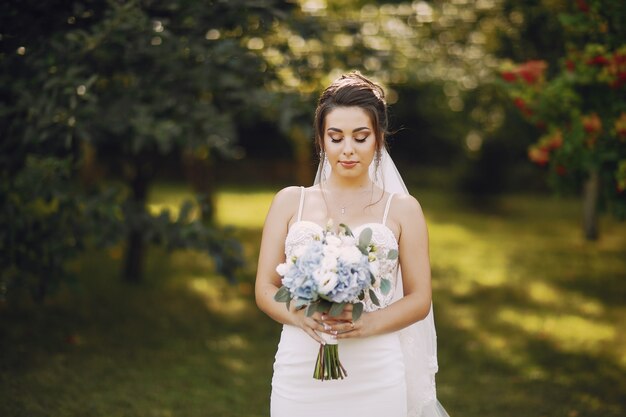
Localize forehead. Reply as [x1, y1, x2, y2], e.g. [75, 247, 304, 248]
[324, 106, 372, 129]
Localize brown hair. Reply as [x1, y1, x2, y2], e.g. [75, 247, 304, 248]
[314, 72, 389, 161]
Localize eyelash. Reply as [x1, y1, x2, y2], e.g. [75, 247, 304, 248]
[330, 135, 369, 143]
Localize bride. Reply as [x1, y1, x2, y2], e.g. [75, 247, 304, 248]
[255, 72, 450, 417]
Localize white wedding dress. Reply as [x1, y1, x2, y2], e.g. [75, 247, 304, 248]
[271, 186, 450, 417]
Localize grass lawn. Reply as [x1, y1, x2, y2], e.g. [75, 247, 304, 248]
[1, 184, 625, 417]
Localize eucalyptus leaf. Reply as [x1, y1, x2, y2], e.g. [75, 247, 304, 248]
[329, 302, 346, 317]
[274, 286, 291, 302]
[359, 227, 372, 248]
[317, 300, 332, 314]
[294, 298, 309, 309]
[380, 278, 391, 295]
[368, 289, 380, 306]
[339, 223, 353, 237]
[306, 303, 317, 317]
[351, 302, 364, 321]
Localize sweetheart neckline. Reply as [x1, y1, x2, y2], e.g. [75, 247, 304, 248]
[287, 219, 398, 245]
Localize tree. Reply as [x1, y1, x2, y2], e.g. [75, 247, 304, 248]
[0, 0, 299, 298]
[498, 0, 626, 239]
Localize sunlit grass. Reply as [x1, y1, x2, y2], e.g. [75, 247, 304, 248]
[2, 184, 625, 417]
[215, 189, 274, 229]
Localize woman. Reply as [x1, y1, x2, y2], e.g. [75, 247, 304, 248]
[255, 72, 450, 417]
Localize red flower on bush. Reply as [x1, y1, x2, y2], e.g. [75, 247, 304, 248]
[501, 71, 517, 82]
[547, 130, 563, 150]
[514, 97, 533, 117]
[582, 113, 602, 135]
[516, 60, 548, 85]
[577, 0, 590, 13]
[586, 55, 611, 66]
[528, 146, 550, 166]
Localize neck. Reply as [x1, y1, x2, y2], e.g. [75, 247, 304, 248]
[325, 175, 372, 192]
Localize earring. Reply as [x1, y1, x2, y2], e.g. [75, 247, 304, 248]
[321, 152, 328, 183]
[374, 150, 381, 182]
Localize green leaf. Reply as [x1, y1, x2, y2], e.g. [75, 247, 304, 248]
[359, 227, 372, 249]
[274, 286, 291, 302]
[380, 278, 391, 295]
[306, 303, 317, 317]
[339, 223, 353, 237]
[329, 302, 346, 317]
[294, 298, 309, 309]
[387, 249, 398, 260]
[368, 289, 380, 306]
[317, 300, 332, 314]
[351, 302, 364, 321]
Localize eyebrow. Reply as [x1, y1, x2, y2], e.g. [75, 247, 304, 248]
[326, 127, 371, 133]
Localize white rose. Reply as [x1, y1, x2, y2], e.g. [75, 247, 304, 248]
[293, 245, 307, 258]
[323, 244, 340, 259]
[340, 235, 356, 247]
[326, 235, 342, 248]
[315, 271, 339, 295]
[339, 246, 363, 265]
[321, 255, 338, 272]
[276, 262, 290, 276]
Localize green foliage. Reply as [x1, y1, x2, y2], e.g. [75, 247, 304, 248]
[498, 0, 626, 218]
[0, 0, 300, 299]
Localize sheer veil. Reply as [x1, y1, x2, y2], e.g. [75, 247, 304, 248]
[314, 148, 450, 417]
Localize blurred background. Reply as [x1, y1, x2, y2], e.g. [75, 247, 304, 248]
[1, 0, 625, 416]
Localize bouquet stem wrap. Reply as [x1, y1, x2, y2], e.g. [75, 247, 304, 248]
[314, 332, 346, 380]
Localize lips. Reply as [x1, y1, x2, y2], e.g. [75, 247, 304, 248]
[339, 161, 358, 168]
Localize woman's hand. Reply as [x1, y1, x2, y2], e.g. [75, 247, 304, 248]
[292, 308, 332, 344]
[320, 304, 378, 340]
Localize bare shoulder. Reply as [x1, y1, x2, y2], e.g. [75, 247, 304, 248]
[266, 186, 305, 224]
[273, 185, 302, 204]
[392, 193, 425, 218]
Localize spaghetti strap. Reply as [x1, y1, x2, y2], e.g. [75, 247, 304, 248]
[297, 186, 305, 222]
[382, 193, 395, 225]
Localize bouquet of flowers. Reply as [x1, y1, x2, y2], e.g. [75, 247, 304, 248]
[274, 223, 396, 380]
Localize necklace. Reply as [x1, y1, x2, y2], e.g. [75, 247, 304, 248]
[324, 184, 375, 218]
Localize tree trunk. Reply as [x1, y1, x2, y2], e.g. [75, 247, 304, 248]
[582, 168, 600, 241]
[123, 168, 150, 283]
[290, 125, 314, 185]
[181, 150, 216, 224]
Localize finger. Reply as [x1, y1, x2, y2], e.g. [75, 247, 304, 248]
[305, 328, 324, 344]
[336, 322, 358, 339]
[327, 320, 355, 335]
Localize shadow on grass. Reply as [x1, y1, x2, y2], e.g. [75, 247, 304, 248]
[2, 188, 625, 417]
[0, 246, 279, 417]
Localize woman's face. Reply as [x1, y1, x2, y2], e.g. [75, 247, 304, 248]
[323, 106, 377, 180]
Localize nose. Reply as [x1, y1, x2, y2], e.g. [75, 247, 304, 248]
[342, 138, 355, 156]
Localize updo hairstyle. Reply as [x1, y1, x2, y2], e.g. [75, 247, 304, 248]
[313, 72, 389, 161]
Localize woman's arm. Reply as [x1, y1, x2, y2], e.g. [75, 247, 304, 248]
[255, 186, 327, 343]
[334, 194, 433, 339]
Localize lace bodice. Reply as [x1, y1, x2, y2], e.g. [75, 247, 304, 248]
[285, 220, 399, 312]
